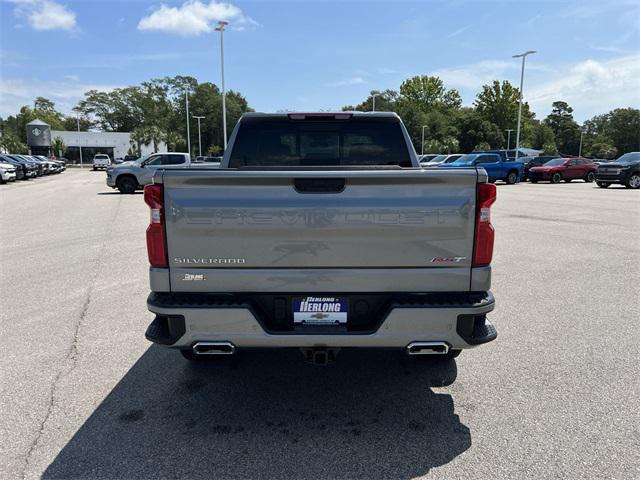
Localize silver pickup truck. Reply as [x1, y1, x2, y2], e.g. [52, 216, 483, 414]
[144, 112, 497, 364]
[106, 153, 219, 193]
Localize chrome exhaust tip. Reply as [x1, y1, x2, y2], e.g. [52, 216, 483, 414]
[192, 341, 236, 355]
[406, 341, 450, 355]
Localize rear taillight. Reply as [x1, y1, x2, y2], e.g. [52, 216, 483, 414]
[473, 183, 497, 267]
[144, 184, 168, 268]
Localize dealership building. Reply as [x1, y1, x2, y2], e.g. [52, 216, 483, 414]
[26, 119, 164, 162]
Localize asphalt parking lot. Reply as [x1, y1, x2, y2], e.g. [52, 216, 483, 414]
[1, 169, 639, 479]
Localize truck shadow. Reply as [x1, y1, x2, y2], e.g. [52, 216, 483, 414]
[43, 347, 470, 479]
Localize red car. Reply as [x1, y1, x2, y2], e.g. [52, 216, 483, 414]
[528, 158, 597, 184]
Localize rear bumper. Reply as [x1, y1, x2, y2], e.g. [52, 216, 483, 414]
[146, 291, 496, 350]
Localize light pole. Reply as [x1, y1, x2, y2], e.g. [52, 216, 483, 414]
[77, 114, 83, 168]
[421, 125, 428, 156]
[512, 50, 536, 161]
[185, 90, 191, 157]
[216, 20, 229, 150]
[371, 93, 380, 112]
[193, 115, 205, 157]
[505, 129, 514, 150]
[578, 129, 585, 157]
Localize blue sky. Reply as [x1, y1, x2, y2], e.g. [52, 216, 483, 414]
[1, 0, 639, 122]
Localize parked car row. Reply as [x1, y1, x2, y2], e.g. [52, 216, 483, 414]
[421, 151, 524, 184]
[0, 154, 66, 184]
[419, 150, 639, 189]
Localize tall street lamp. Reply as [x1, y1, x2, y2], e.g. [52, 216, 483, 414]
[76, 114, 83, 168]
[505, 129, 515, 150]
[193, 115, 205, 157]
[371, 93, 380, 112]
[185, 90, 191, 156]
[216, 20, 229, 150]
[421, 125, 428, 156]
[578, 129, 585, 157]
[512, 50, 536, 161]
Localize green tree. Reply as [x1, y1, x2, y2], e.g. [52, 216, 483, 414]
[584, 108, 639, 155]
[543, 101, 581, 155]
[454, 108, 504, 153]
[51, 136, 67, 156]
[130, 127, 151, 155]
[343, 89, 399, 112]
[12, 98, 65, 142]
[208, 145, 222, 156]
[529, 121, 557, 151]
[399, 75, 461, 112]
[0, 134, 27, 154]
[587, 135, 617, 159]
[474, 80, 533, 133]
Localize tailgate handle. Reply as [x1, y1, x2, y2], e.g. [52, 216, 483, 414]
[294, 178, 345, 194]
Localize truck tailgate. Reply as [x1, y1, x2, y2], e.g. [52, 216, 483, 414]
[160, 168, 479, 292]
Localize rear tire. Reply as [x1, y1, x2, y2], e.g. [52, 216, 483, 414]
[506, 171, 518, 185]
[116, 176, 137, 194]
[597, 181, 610, 188]
[585, 171, 595, 183]
[551, 172, 562, 184]
[626, 174, 640, 189]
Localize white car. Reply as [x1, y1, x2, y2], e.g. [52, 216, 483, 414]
[0, 162, 17, 183]
[422, 154, 463, 167]
[93, 154, 111, 170]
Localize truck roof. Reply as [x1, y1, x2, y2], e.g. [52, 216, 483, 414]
[240, 111, 401, 120]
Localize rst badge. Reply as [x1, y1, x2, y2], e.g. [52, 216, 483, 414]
[293, 297, 348, 325]
[430, 256, 467, 264]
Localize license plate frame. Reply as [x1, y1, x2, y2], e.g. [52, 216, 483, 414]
[293, 296, 348, 326]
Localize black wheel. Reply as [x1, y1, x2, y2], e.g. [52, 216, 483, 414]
[444, 349, 462, 360]
[116, 176, 137, 194]
[551, 172, 562, 184]
[92, 167, 97, 171]
[626, 174, 640, 189]
[506, 171, 518, 184]
[530, 179, 538, 184]
[585, 171, 595, 183]
[597, 181, 610, 188]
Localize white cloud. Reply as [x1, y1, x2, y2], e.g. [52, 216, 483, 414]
[12, 0, 77, 31]
[433, 60, 517, 90]
[526, 55, 640, 121]
[0, 78, 120, 117]
[327, 77, 367, 87]
[432, 55, 640, 121]
[137, 0, 257, 36]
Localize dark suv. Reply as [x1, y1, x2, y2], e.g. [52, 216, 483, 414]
[595, 152, 640, 189]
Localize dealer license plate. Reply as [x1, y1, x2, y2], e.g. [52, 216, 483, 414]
[293, 296, 348, 325]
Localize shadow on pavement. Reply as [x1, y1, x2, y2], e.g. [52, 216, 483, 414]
[44, 347, 470, 479]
